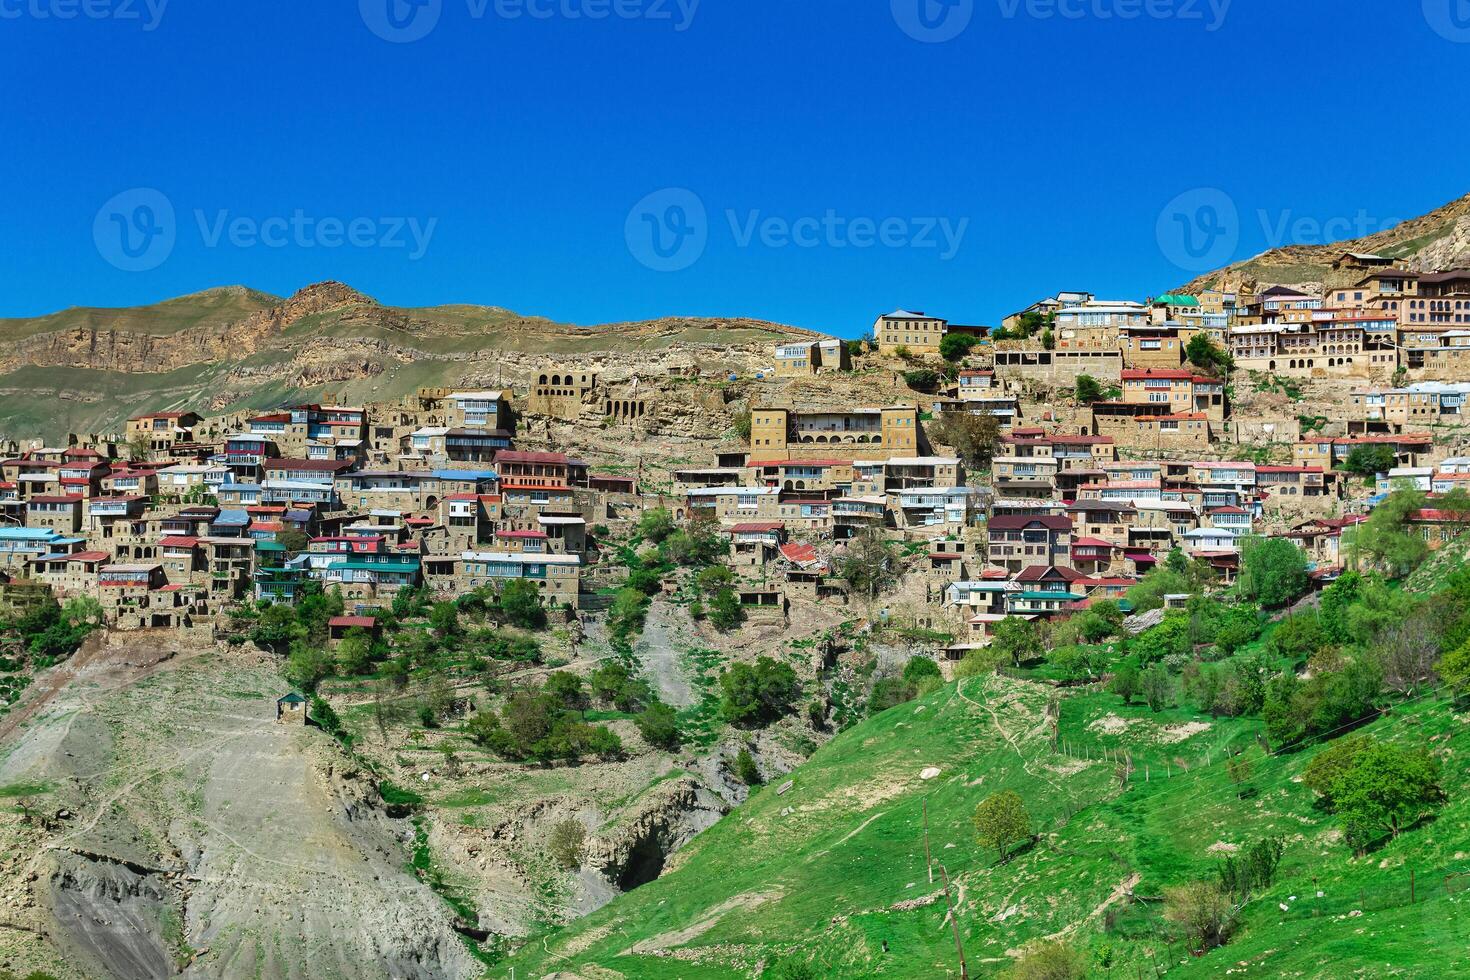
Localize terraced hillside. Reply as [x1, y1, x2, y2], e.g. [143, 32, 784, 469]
[0, 282, 814, 444]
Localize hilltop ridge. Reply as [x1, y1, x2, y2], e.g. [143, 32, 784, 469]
[0, 282, 816, 442]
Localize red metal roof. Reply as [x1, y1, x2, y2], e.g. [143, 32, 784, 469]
[729, 522, 783, 533]
[329, 615, 378, 629]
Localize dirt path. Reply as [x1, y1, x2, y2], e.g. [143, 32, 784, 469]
[955, 675, 1067, 797]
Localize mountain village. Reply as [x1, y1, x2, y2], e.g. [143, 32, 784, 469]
[2, 256, 1468, 648]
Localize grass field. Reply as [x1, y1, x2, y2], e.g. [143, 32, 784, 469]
[492, 669, 1470, 978]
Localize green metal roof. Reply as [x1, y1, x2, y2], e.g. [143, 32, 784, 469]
[1156, 294, 1199, 307]
[329, 560, 420, 573]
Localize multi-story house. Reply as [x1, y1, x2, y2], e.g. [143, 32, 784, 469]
[773, 338, 851, 377]
[987, 514, 1071, 573]
[748, 406, 922, 461]
[875, 310, 947, 354]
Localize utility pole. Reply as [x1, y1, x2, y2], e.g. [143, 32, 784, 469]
[924, 798, 933, 884]
[939, 863, 968, 980]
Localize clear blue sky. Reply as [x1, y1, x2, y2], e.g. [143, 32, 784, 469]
[3, 0, 1469, 336]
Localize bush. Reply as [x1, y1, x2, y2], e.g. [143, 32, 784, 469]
[1163, 881, 1234, 952]
[902, 368, 942, 393]
[1004, 940, 1087, 980]
[734, 746, 762, 785]
[1074, 374, 1105, 404]
[499, 579, 548, 630]
[720, 657, 801, 725]
[635, 700, 682, 750]
[708, 587, 744, 632]
[547, 819, 586, 870]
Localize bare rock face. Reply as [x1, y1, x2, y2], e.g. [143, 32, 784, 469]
[0, 646, 479, 980]
[586, 777, 729, 893]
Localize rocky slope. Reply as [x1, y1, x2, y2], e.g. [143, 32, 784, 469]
[0, 634, 477, 980]
[1180, 190, 1470, 296]
[0, 282, 816, 444]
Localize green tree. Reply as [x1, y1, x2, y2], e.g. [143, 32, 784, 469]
[500, 578, 548, 630]
[1437, 638, 1470, 704]
[251, 603, 302, 654]
[637, 506, 677, 543]
[1342, 443, 1397, 476]
[635, 700, 682, 749]
[544, 671, 589, 713]
[335, 632, 374, 676]
[547, 819, 586, 870]
[991, 617, 1044, 668]
[275, 528, 310, 553]
[939, 332, 979, 362]
[429, 601, 461, 639]
[1109, 660, 1142, 705]
[284, 642, 335, 691]
[902, 656, 944, 696]
[734, 746, 762, 785]
[1186, 332, 1234, 377]
[1348, 489, 1429, 577]
[1329, 740, 1445, 850]
[972, 789, 1031, 862]
[719, 657, 801, 725]
[708, 587, 745, 632]
[1239, 537, 1310, 609]
[1141, 665, 1173, 712]
[1070, 376, 1105, 405]
[1271, 613, 1325, 662]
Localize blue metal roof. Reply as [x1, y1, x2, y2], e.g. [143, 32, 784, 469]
[430, 469, 497, 482]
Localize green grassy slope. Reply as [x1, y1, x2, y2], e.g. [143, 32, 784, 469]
[497, 671, 1470, 979]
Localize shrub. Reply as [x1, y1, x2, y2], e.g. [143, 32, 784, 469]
[708, 587, 744, 632]
[635, 700, 682, 750]
[1164, 881, 1234, 951]
[1004, 940, 1087, 980]
[720, 657, 801, 725]
[499, 579, 548, 630]
[734, 746, 762, 785]
[547, 819, 586, 870]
